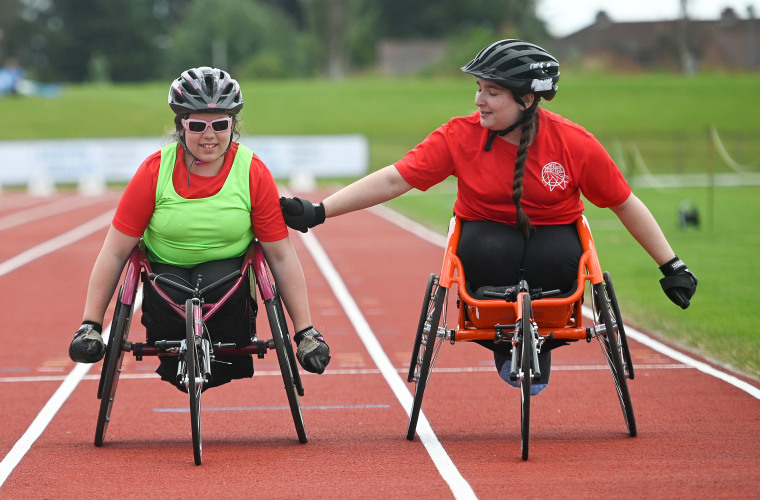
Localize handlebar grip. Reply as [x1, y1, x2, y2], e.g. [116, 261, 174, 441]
[148, 273, 195, 295]
[482, 289, 518, 302]
[199, 270, 242, 296]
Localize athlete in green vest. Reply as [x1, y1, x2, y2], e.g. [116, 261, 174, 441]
[69, 67, 330, 387]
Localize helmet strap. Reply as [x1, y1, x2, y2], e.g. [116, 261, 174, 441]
[179, 133, 233, 187]
[484, 96, 539, 152]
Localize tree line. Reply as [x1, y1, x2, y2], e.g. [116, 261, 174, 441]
[0, 0, 545, 83]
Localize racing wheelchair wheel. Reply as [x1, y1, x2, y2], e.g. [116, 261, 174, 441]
[603, 272, 634, 380]
[407, 273, 437, 382]
[185, 298, 205, 465]
[267, 285, 307, 444]
[519, 293, 534, 461]
[406, 275, 446, 441]
[592, 281, 637, 437]
[94, 286, 134, 447]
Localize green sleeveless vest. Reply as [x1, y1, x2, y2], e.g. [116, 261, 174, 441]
[143, 143, 254, 267]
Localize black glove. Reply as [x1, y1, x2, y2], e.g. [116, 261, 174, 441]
[279, 197, 326, 233]
[69, 322, 106, 363]
[294, 326, 331, 374]
[659, 256, 698, 309]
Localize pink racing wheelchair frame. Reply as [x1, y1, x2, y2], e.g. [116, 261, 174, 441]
[94, 241, 307, 464]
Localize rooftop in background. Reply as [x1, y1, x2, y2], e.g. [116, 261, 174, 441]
[549, 7, 759, 73]
[538, 0, 760, 38]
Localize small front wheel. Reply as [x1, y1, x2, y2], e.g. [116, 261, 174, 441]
[185, 299, 203, 465]
[519, 293, 533, 461]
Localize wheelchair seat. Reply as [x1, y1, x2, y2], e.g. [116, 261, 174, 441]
[440, 216, 601, 336]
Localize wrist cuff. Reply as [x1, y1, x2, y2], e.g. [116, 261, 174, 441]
[314, 203, 326, 225]
[659, 256, 685, 276]
[82, 321, 103, 333]
[294, 326, 314, 344]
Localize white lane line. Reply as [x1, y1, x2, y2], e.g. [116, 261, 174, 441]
[0, 361, 97, 485]
[606, 315, 760, 400]
[0, 294, 142, 486]
[0, 210, 114, 278]
[297, 229, 477, 500]
[370, 205, 760, 400]
[0, 211, 129, 486]
[0, 196, 109, 232]
[0, 308, 108, 486]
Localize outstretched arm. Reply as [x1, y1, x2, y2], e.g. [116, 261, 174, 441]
[610, 193, 697, 309]
[322, 165, 413, 217]
[280, 165, 413, 232]
[609, 193, 675, 265]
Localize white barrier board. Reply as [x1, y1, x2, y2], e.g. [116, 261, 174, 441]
[0, 134, 368, 186]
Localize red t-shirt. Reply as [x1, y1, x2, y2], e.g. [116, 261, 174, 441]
[113, 142, 288, 242]
[394, 109, 631, 225]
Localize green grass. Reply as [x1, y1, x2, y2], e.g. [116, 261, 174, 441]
[2, 73, 759, 378]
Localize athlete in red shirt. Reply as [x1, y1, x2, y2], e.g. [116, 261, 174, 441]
[280, 40, 697, 392]
[69, 68, 331, 386]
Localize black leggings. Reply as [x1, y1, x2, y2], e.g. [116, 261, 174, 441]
[456, 220, 583, 293]
[457, 221, 583, 355]
[141, 256, 255, 389]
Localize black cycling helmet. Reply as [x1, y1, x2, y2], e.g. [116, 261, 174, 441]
[461, 39, 559, 101]
[168, 66, 244, 115]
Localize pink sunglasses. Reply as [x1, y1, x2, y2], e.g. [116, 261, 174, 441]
[181, 117, 232, 134]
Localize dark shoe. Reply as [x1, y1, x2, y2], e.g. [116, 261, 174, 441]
[494, 349, 550, 396]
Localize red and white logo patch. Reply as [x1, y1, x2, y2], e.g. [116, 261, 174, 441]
[541, 162, 570, 191]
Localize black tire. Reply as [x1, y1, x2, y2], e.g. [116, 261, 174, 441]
[593, 283, 637, 437]
[272, 284, 304, 398]
[267, 293, 308, 444]
[185, 299, 203, 465]
[408, 274, 436, 382]
[519, 293, 533, 461]
[603, 272, 634, 380]
[94, 287, 133, 447]
[406, 279, 445, 441]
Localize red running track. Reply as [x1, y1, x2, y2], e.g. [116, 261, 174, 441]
[0, 191, 758, 499]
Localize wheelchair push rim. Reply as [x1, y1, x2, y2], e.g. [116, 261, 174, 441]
[603, 272, 634, 380]
[94, 286, 133, 447]
[592, 282, 637, 437]
[266, 286, 308, 444]
[406, 275, 446, 441]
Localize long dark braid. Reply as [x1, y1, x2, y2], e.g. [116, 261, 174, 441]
[512, 99, 539, 239]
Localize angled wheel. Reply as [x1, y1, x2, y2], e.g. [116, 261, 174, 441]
[185, 299, 204, 465]
[95, 286, 134, 447]
[273, 284, 304, 397]
[604, 272, 634, 380]
[519, 293, 533, 461]
[593, 282, 637, 437]
[407, 274, 436, 382]
[406, 276, 446, 440]
[267, 288, 307, 444]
